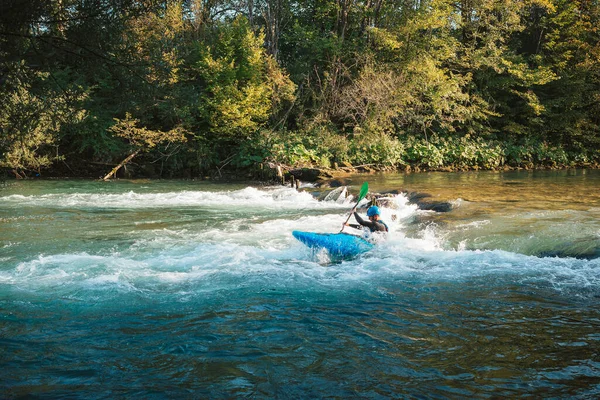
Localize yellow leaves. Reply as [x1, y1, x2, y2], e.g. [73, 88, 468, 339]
[196, 16, 295, 139]
[526, 0, 557, 13]
[201, 54, 238, 86]
[123, 1, 186, 85]
[510, 89, 546, 116]
[369, 28, 403, 52]
[265, 56, 296, 110]
[332, 60, 407, 132]
[208, 82, 273, 135]
[163, 50, 181, 84]
[502, 59, 558, 86]
[109, 113, 187, 150]
[164, 2, 185, 38]
[0, 64, 90, 170]
[242, 27, 265, 67]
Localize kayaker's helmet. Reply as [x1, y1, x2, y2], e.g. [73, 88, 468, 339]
[367, 206, 381, 217]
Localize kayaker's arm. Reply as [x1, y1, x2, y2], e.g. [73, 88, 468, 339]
[344, 223, 363, 230]
[353, 212, 388, 232]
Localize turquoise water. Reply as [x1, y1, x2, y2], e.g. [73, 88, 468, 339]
[1, 171, 599, 398]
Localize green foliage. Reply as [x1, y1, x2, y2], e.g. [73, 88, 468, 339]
[534, 0, 600, 149]
[191, 17, 295, 139]
[0, 62, 88, 172]
[403, 137, 445, 169]
[249, 127, 340, 167]
[348, 129, 405, 166]
[109, 113, 188, 151]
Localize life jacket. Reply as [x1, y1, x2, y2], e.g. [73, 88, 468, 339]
[367, 219, 388, 233]
[380, 220, 389, 232]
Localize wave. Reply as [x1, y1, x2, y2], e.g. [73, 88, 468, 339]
[0, 186, 351, 210]
[1, 183, 598, 302]
[2, 232, 598, 302]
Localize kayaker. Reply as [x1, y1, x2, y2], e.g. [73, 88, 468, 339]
[344, 205, 389, 232]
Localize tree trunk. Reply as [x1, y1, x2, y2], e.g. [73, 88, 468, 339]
[102, 150, 140, 181]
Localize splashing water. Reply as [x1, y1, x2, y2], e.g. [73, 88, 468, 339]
[1, 172, 599, 398]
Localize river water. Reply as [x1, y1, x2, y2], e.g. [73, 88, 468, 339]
[1, 170, 599, 398]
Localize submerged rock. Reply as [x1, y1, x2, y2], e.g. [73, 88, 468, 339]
[289, 168, 332, 182]
[318, 186, 454, 213]
[537, 242, 600, 260]
[413, 200, 454, 213]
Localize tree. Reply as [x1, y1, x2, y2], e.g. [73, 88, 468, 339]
[180, 16, 295, 170]
[0, 62, 88, 177]
[102, 113, 188, 180]
[450, 0, 558, 139]
[535, 0, 600, 150]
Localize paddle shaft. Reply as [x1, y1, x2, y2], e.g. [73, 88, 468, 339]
[340, 182, 368, 233]
[340, 205, 358, 231]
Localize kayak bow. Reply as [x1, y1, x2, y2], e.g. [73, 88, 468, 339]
[292, 230, 373, 258]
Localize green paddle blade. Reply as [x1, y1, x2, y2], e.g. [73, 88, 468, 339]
[357, 182, 369, 202]
[340, 182, 369, 232]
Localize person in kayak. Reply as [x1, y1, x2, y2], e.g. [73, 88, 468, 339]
[344, 205, 389, 232]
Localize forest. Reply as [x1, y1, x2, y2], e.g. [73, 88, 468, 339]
[1, 0, 599, 179]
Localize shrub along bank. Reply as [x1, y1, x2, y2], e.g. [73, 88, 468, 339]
[245, 130, 599, 176]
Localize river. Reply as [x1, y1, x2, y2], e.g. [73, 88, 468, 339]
[1, 170, 599, 398]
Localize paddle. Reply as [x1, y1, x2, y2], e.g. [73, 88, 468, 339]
[340, 182, 369, 232]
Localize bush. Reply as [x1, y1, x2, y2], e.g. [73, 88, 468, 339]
[348, 128, 405, 166]
[239, 129, 597, 173]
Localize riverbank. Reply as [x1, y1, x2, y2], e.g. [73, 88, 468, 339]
[3, 161, 599, 187]
[3, 146, 599, 185]
[3, 127, 600, 183]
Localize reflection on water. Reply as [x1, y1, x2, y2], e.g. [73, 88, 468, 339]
[0, 170, 599, 398]
[365, 169, 599, 210]
[358, 170, 600, 259]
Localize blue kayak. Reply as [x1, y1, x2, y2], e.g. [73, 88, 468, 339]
[292, 230, 374, 258]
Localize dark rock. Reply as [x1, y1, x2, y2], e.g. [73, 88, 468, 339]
[414, 201, 454, 212]
[328, 179, 350, 188]
[289, 168, 333, 182]
[404, 191, 433, 203]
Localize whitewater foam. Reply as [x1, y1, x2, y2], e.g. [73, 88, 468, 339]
[0, 186, 348, 210]
[1, 183, 598, 302]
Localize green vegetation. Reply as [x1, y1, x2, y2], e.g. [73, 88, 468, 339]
[1, 0, 599, 178]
